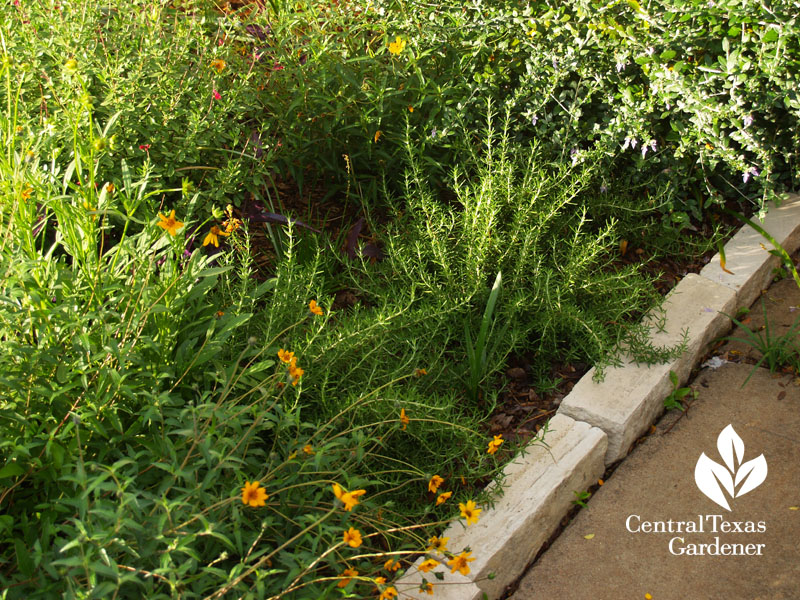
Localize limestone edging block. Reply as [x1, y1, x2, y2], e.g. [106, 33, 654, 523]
[396, 414, 607, 600]
[700, 193, 800, 307]
[558, 274, 737, 465]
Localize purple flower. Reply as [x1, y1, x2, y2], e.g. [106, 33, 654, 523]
[531, 114, 538, 126]
[742, 166, 760, 183]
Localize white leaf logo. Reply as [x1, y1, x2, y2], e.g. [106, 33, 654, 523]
[694, 425, 767, 511]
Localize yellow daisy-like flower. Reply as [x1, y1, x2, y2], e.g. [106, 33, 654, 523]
[374, 577, 387, 585]
[343, 527, 362, 548]
[337, 567, 358, 588]
[418, 558, 439, 573]
[487, 434, 504, 455]
[436, 491, 452, 506]
[309, 299, 323, 315]
[428, 475, 444, 494]
[241, 481, 268, 507]
[379, 587, 398, 600]
[156, 209, 184, 236]
[302, 444, 314, 455]
[388, 36, 406, 55]
[459, 500, 481, 525]
[420, 582, 434, 595]
[210, 58, 226, 73]
[447, 551, 475, 576]
[202, 225, 229, 247]
[332, 483, 367, 511]
[384, 558, 400, 572]
[427, 536, 449, 552]
[400, 408, 409, 430]
[277, 349, 295, 364]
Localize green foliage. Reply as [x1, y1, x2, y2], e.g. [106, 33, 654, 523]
[572, 490, 592, 509]
[722, 302, 800, 386]
[663, 370, 696, 411]
[465, 271, 506, 402]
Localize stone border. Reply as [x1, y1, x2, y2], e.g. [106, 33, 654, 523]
[396, 194, 800, 599]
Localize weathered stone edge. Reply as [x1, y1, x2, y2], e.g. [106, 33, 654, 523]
[395, 414, 606, 600]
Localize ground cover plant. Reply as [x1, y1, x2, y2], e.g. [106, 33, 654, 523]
[2, 0, 797, 597]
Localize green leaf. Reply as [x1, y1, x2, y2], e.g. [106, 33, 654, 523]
[15, 539, 34, 577]
[762, 28, 778, 43]
[0, 463, 25, 479]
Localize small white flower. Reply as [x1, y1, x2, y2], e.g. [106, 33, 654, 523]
[743, 114, 754, 128]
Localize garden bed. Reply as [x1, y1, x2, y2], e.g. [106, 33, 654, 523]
[2, 0, 798, 598]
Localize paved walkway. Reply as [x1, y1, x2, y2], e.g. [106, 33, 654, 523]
[511, 278, 800, 600]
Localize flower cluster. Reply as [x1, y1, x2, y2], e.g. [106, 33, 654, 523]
[203, 205, 242, 248]
[278, 348, 304, 386]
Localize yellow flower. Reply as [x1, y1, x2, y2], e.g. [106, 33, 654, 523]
[20, 186, 33, 201]
[337, 567, 358, 588]
[400, 408, 409, 430]
[487, 434, 504, 455]
[374, 130, 382, 143]
[309, 299, 323, 315]
[241, 481, 268, 507]
[418, 558, 439, 573]
[203, 225, 229, 247]
[414, 368, 427, 377]
[210, 58, 226, 73]
[436, 491, 452, 506]
[427, 536, 449, 552]
[459, 500, 481, 525]
[105, 182, 115, 193]
[156, 209, 184, 236]
[374, 577, 387, 585]
[388, 36, 406, 55]
[447, 551, 475, 576]
[343, 527, 362, 548]
[408, 106, 414, 113]
[288, 362, 304, 386]
[379, 587, 398, 600]
[384, 558, 400, 572]
[420, 582, 434, 595]
[645, 595, 653, 600]
[277, 349, 295, 364]
[332, 483, 367, 511]
[428, 475, 444, 494]
[302, 444, 314, 455]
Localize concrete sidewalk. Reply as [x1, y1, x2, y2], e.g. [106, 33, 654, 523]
[511, 279, 800, 600]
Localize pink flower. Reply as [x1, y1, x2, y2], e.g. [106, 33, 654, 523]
[272, 62, 284, 71]
[139, 144, 150, 151]
[213, 89, 221, 100]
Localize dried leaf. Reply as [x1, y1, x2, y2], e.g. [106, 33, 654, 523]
[583, 533, 595, 540]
